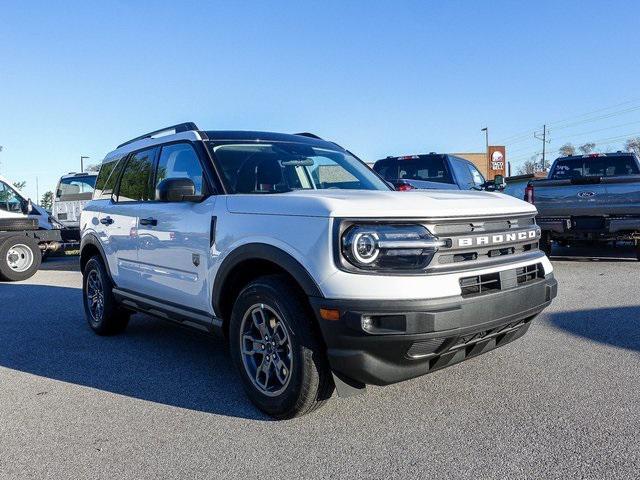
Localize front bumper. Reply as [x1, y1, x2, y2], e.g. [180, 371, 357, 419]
[311, 274, 557, 387]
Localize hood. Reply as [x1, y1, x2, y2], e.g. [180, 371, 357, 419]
[226, 189, 537, 218]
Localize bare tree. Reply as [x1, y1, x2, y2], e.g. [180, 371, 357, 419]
[85, 164, 101, 173]
[517, 156, 538, 175]
[558, 143, 575, 156]
[578, 142, 596, 154]
[12, 181, 26, 191]
[625, 137, 640, 157]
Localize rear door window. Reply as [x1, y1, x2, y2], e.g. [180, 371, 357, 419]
[116, 148, 157, 202]
[94, 158, 125, 200]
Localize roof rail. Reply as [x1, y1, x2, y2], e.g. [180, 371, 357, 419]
[293, 132, 323, 140]
[117, 122, 200, 149]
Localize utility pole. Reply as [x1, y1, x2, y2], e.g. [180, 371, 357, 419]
[36, 177, 39, 204]
[534, 125, 550, 171]
[481, 127, 489, 173]
[81, 155, 89, 173]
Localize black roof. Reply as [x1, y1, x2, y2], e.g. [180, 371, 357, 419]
[203, 130, 340, 149]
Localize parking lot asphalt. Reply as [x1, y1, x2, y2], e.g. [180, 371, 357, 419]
[1, 247, 639, 479]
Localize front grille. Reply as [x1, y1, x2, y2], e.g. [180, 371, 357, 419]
[406, 338, 447, 358]
[432, 216, 535, 236]
[427, 214, 540, 272]
[459, 272, 501, 296]
[406, 316, 534, 359]
[460, 263, 544, 297]
[516, 263, 541, 284]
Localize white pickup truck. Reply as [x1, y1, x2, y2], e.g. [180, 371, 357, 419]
[80, 123, 557, 418]
[0, 175, 79, 281]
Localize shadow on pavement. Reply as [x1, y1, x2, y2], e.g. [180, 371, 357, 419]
[550, 243, 638, 263]
[40, 255, 81, 272]
[547, 306, 640, 353]
[0, 283, 268, 420]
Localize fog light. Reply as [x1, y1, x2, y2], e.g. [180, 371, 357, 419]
[361, 315, 373, 331]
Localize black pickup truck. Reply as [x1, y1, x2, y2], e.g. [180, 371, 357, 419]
[524, 152, 640, 259]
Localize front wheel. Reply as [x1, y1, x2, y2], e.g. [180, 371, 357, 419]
[83, 256, 130, 335]
[0, 235, 42, 281]
[229, 275, 334, 419]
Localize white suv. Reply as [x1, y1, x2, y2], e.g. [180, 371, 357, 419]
[80, 123, 557, 418]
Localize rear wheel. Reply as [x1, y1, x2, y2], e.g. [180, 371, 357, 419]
[229, 275, 333, 419]
[83, 256, 130, 335]
[540, 232, 552, 256]
[0, 235, 42, 281]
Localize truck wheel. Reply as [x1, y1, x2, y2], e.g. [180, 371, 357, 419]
[229, 275, 334, 419]
[82, 256, 130, 335]
[540, 233, 553, 256]
[0, 235, 42, 281]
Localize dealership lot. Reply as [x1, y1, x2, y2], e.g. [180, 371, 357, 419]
[0, 248, 638, 479]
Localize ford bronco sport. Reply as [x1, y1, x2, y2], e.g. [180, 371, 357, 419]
[80, 123, 557, 418]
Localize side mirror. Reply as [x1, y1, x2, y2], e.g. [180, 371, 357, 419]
[22, 198, 33, 215]
[156, 178, 202, 202]
[493, 175, 506, 190]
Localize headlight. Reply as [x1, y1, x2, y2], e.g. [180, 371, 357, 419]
[340, 223, 445, 272]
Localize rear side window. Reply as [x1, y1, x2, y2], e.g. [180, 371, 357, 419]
[551, 156, 640, 179]
[0, 182, 24, 213]
[94, 158, 125, 200]
[155, 143, 205, 196]
[56, 176, 96, 200]
[374, 156, 453, 184]
[450, 159, 476, 189]
[116, 148, 157, 202]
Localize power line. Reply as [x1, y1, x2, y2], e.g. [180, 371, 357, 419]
[495, 98, 640, 144]
[508, 130, 640, 164]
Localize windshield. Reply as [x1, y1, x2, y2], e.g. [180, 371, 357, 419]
[374, 156, 454, 184]
[208, 142, 390, 193]
[550, 156, 640, 179]
[56, 176, 97, 200]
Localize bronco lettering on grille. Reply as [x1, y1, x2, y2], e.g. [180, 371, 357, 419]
[457, 229, 538, 248]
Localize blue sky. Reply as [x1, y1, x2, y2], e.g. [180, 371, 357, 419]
[2, 0, 640, 200]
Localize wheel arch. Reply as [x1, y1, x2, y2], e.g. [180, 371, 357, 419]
[213, 243, 323, 333]
[80, 233, 113, 281]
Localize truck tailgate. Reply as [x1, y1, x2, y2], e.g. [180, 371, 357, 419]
[534, 176, 640, 217]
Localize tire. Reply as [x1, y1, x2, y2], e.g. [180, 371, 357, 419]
[540, 232, 552, 257]
[0, 218, 39, 231]
[82, 256, 130, 335]
[0, 235, 42, 281]
[229, 274, 334, 419]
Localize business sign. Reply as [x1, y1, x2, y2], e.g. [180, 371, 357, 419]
[488, 146, 506, 178]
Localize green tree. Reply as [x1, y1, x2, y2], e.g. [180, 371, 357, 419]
[41, 191, 54, 210]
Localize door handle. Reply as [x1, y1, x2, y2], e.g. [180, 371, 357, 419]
[139, 217, 158, 226]
[100, 217, 114, 225]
